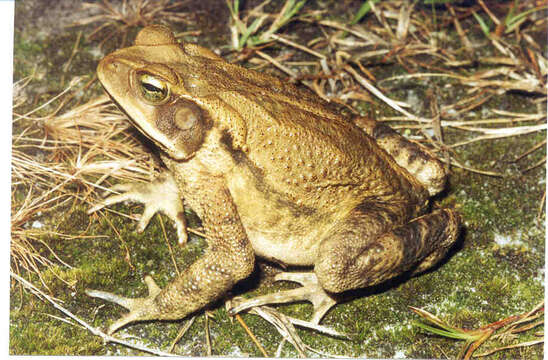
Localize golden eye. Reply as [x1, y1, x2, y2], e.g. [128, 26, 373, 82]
[138, 73, 170, 104]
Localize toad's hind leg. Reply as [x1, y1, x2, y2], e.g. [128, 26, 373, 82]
[354, 116, 447, 196]
[230, 208, 460, 324]
[315, 208, 461, 294]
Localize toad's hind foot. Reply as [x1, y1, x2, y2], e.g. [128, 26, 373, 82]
[228, 272, 337, 324]
[86, 276, 163, 335]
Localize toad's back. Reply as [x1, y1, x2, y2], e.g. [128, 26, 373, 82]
[215, 82, 427, 211]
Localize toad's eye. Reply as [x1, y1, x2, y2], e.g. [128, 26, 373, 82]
[138, 73, 169, 104]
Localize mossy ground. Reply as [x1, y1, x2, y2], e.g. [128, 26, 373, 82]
[11, 0, 545, 357]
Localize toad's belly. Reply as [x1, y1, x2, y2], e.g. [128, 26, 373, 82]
[227, 169, 332, 266]
[233, 196, 327, 266]
[245, 226, 321, 266]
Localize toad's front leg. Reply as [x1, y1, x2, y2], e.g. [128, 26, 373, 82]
[87, 177, 255, 334]
[88, 172, 188, 245]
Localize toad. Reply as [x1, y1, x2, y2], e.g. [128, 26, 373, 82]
[87, 25, 460, 334]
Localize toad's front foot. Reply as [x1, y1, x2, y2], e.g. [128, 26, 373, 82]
[86, 276, 163, 334]
[88, 172, 188, 245]
[228, 272, 337, 324]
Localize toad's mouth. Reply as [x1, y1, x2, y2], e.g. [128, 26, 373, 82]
[102, 88, 174, 155]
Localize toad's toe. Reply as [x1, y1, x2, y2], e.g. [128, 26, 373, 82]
[228, 272, 337, 324]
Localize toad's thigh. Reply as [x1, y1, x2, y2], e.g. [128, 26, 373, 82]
[354, 116, 446, 196]
[314, 207, 460, 293]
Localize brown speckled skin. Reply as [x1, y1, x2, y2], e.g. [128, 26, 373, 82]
[90, 25, 460, 333]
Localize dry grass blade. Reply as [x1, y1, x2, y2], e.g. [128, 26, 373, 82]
[318, 20, 388, 46]
[255, 50, 298, 79]
[235, 314, 269, 357]
[520, 156, 545, 173]
[444, 157, 503, 178]
[169, 315, 196, 353]
[287, 316, 348, 338]
[269, 33, 326, 59]
[538, 190, 546, 221]
[514, 139, 547, 163]
[448, 5, 474, 58]
[11, 231, 57, 291]
[159, 216, 180, 276]
[204, 312, 212, 356]
[14, 76, 85, 122]
[395, 0, 413, 42]
[449, 124, 547, 148]
[344, 65, 415, 118]
[248, 306, 307, 357]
